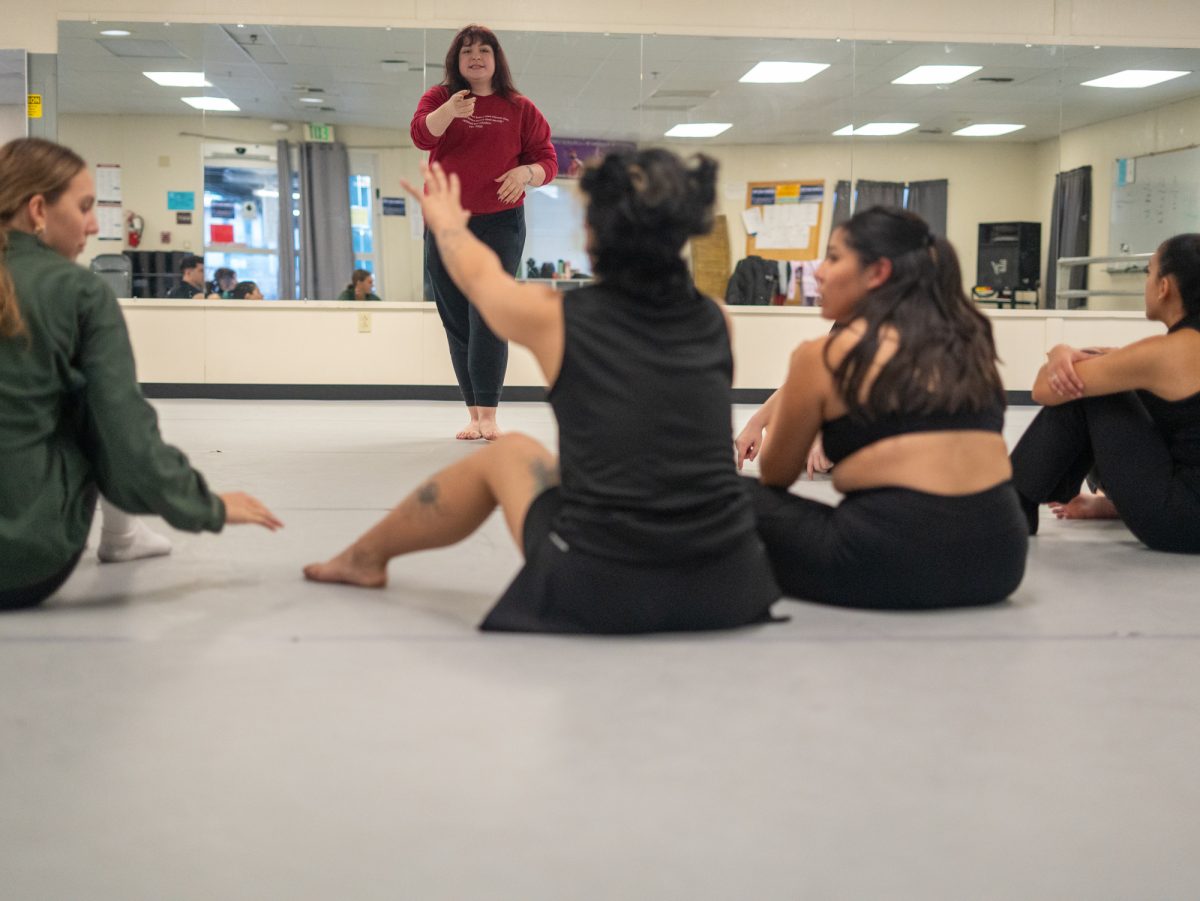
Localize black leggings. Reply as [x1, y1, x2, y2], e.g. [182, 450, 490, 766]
[1010, 392, 1200, 553]
[425, 206, 527, 408]
[751, 480, 1027, 609]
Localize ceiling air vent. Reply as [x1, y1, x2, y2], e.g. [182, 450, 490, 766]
[977, 76, 1015, 83]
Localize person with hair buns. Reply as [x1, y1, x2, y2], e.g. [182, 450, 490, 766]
[749, 206, 1027, 609]
[1010, 233, 1200, 552]
[305, 150, 780, 634]
[411, 23, 558, 442]
[0, 138, 282, 612]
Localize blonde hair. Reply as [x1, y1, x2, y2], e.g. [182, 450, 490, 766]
[0, 138, 87, 339]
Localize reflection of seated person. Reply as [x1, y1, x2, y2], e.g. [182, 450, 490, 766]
[164, 255, 206, 299]
[566, 149, 584, 178]
[231, 280, 263, 300]
[206, 267, 237, 299]
[337, 269, 381, 301]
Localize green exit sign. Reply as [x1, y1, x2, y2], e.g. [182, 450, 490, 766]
[307, 123, 335, 143]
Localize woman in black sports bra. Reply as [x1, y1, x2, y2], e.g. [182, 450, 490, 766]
[749, 206, 1028, 609]
[1010, 233, 1200, 552]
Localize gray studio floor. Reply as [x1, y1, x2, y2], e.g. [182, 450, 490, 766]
[2, 399, 1199, 900]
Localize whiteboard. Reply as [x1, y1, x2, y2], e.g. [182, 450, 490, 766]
[1109, 145, 1200, 255]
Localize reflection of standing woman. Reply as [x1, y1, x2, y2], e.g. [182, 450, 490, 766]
[411, 24, 558, 441]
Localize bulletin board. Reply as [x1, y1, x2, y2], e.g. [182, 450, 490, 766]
[744, 180, 824, 261]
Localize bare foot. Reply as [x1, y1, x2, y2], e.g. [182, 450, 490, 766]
[456, 419, 483, 440]
[479, 419, 503, 441]
[303, 546, 388, 588]
[1048, 494, 1120, 520]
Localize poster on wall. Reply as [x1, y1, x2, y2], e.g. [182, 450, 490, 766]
[552, 138, 637, 179]
[96, 203, 123, 241]
[95, 163, 121, 203]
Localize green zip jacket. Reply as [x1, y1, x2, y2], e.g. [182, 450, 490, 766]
[0, 231, 224, 589]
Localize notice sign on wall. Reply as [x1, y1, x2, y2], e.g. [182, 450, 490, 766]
[27, 94, 42, 119]
[381, 197, 406, 216]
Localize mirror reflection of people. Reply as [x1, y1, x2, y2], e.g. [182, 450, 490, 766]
[0, 138, 283, 612]
[566, 149, 584, 178]
[1009, 233, 1200, 552]
[337, 269, 380, 301]
[750, 207, 1027, 610]
[165, 254, 206, 299]
[304, 152, 780, 634]
[231, 280, 263, 300]
[207, 266, 236, 299]
[411, 23, 559, 441]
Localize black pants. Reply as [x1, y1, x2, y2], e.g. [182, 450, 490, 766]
[0, 547, 85, 612]
[1010, 393, 1200, 552]
[751, 480, 1027, 609]
[425, 206, 527, 408]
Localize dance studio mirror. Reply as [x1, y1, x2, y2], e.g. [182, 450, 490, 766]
[55, 21, 1200, 310]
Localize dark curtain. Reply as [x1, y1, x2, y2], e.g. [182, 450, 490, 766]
[276, 140, 297, 300]
[298, 141, 353, 300]
[905, 179, 948, 236]
[831, 180, 852, 229]
[854, 179, 905, 211]
[1046, 165, 1092, 309]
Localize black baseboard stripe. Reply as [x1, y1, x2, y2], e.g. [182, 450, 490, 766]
[142, 383, 1038, 406]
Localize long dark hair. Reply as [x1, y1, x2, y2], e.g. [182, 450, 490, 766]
[442, 25, 518, 100]
[1156, 233, 1200, 321]
[0, 138, 87, 340]
[827, 206, 1004, 418]
[579, 148, 717, 302]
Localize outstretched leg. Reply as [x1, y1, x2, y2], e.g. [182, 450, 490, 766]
[304, 433, 558, 587]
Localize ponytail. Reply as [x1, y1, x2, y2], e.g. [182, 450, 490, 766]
[0, 228, 26, 339]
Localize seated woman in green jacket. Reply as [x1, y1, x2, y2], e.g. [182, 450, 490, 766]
[337, 268, 381, 301]
[0, 138, 283, 611]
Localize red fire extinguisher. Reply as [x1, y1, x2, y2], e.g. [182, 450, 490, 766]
[126, 211, 145, 248]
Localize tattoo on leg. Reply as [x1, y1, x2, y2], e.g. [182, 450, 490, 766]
[415, 480, 441, 512]
[529, 459, 560, 493]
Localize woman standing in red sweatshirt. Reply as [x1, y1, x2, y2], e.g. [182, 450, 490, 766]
[411, 24, 558, 441]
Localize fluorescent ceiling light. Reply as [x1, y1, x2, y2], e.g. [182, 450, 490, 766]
[181, 96, 239, 111]
[954, 123, 1026, 137]
[299, 97, 324, 104]
[892, 65, 982, 85]
[833, 122, 919, 136]
[740, 61, 830, 83]
[100, 29, 131, 36]
[665, 123, 732, 138]
[144, 71, 210, 87]
[253, 189, 279, 198]
[1081, 69, 1190, 89]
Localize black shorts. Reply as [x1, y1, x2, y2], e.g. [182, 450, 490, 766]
[481, 488, 782, 634]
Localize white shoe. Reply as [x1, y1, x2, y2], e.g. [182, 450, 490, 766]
[97, 518, 173, 563]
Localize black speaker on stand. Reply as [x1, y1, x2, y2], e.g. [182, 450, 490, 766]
[975, 221, 1041, 307]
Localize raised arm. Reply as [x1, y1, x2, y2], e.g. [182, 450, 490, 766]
[402, 161, 564, 382]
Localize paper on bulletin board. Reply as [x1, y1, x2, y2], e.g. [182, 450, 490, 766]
[755, 205, 811, 250]
[95, 164, 121, 203]
[96, 203, 123, 241]
[740, 207, 763, 236]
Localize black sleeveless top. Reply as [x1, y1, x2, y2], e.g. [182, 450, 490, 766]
[548, 283, 756, 564]
[1139, 315, 1200, 488]
[822, 404, 1005, 464]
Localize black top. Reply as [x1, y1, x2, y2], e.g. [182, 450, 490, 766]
[822, 405, 1005, 464]
[164, 281, 204, 300]
[1139, 315, 1200, 486]
[548, 283, 755, 564]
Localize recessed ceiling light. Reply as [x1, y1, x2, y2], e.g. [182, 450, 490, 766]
[1082, 69, 1190, 89]
[99, 29, 131, 37]
[299, 97, 323, 104]
[953, 123, 1026, 137]
[144, 71, 210, 87]
[892, 65, 982, 85]
[665, 123, 732, 138]
[740, 61, 830, 83]
[181, 97, 239, 111]
[833, 122, 919, 136]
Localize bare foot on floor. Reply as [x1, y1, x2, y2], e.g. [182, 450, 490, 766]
[479, 420, 503, 441]
[303, 547, 388, 587]
[1049, 494, 1120, 520]
[456, 420, 483, 440]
